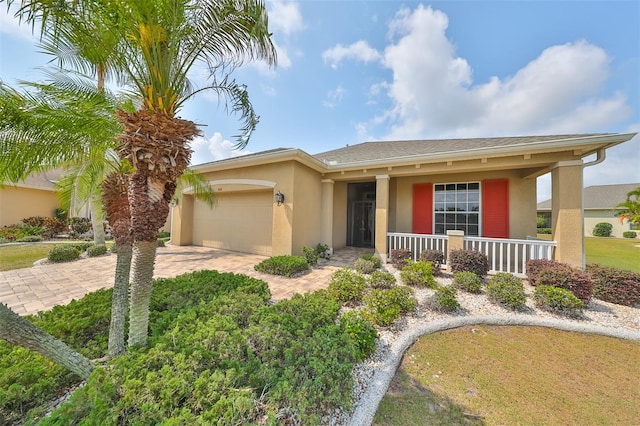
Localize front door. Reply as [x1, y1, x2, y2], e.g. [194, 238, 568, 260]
[351, 201, 375, 247]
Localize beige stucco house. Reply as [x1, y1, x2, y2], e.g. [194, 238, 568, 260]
[171, 133, 637, 272]
[0, 171, 61, 227]
[538, 183, 640, 239]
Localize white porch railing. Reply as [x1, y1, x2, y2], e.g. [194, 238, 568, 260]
[387, 233, 448, 262]
[464, 236, 556, 276]
[387, 232, 556, 276]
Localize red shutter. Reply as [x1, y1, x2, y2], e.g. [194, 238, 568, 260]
[412, 183, 433, 234]
[482, 179, 509, 238]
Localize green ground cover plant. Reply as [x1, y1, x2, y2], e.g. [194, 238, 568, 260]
[375, 326, 640, 425]
[486, 273, 526, 310]
[363, 286, 417, 326]
[400, 261, 436, 288]
[453, 271, 483, 294]
[368, 270, 397, 289]
[426, 286, 460, 312]
[327, 267, 367, 303]
[419, 250, 444, 275]
[533, 285, 584, 317]
[2, 270, 366, 425]
[253, 255, 309, 277]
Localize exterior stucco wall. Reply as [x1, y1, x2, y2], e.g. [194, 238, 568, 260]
[332, 182, 348, 249]
[391, 170, 537, 239]
[0, 187, 59, 227]
[290, 163, 323, 254]
[584, 210, 636, 238]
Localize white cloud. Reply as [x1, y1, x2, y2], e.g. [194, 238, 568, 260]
[322, 40, 381, 69]
[334, 5, 630, 142]
[268, 0, 304, 37]
[0, 9, 37, 42]
[189, 133, 253, 166]
[323, 85, 346, 108]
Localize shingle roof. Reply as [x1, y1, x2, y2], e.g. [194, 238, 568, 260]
[537, 183, 640, 210]
[191, 147, 292, 167]
[313, 134, 606, 164]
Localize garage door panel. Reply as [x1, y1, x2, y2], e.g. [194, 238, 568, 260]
[192, 191, 272, 256]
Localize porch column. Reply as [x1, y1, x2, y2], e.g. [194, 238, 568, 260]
[320, 179, 334, 252]
[375, 175, 389, 262]
[551, 160, 584, 268]
[171, 194, 193, 246]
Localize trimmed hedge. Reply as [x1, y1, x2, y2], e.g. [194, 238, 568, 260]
[486, 273, 526, 310]
[400, 261, 436, 288]
[622, 231, 637, 239]
[449, 249, 489, 277]
[587, 264, 640, 307]
[419, 250, 444, 275]
[254, 255, 309, 277]
[47, 245, 81, 263]
[533, 285, 584, 317]
[593, 222, 613, 237]
[87, 245, 108, 257]
[390, 248, 412, 269]
[453, 271, 483, 294]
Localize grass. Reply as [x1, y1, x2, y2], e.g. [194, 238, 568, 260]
[374, 325, 640, 425]
[0, 244, 52, 271]
[585, 236, 640, 272]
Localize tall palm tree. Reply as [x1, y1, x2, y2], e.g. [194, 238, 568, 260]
[113, 0, 276, 347]
[616, 187, 640, 227]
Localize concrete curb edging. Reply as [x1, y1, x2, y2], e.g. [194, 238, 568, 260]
[348, 315, 640, 426]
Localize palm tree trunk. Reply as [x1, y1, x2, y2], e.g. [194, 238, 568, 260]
[90, 194, 106, 245]
[127, 239, 157, 347]
[108, 243, 132, 357]
[0, 303, 94, 379]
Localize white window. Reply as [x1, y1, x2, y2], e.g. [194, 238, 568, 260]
[433, 182, 480, 236]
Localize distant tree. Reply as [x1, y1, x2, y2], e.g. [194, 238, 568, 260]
[616, 187, 640, 227]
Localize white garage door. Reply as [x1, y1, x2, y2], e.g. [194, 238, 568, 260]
[192, 191, 273, 256]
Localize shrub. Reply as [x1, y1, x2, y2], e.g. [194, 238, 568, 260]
[254, 255, 309, 277]
[363, 286, 417, 326]
[157, 231, 170, 239]
[360, 253, 381, 269]
[156, 238, 165, 247]
[593, 222, 613, 237]
[71, 242, 93, 252]
[533, 285, 584, 317]
[453, 271, 483, 294]
[538, 228, 552, 234]
[526, 259, 558, 286]
[368, 270, 396, 289]
[587, 264, 640, 307]
[315, 243, 331, 259]
[427, 286, 460, 312]
[449, 249, 489, 277]
[536, 215, 547, 228]
[22, 216, 66, 238]
[327, 268, 366, 303]
[622, 231, 637, 239]
[87, 245, 108, 257]
[48, 245, 81, 262]
[354, 258, 377, 274]
[301, 246, 319, 266]
[419, 250, 444, 275]
[68, 217, 92, 238]
[536, 264, 594, 304]
[400, 261, 436, 288]
[340, 310, 378, 361]
[16, 235, 43, 243]
[486, 273, 526, 310]
[390, 248, 412, 269]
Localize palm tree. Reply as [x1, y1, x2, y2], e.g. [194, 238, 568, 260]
[1, 303, 94, 379]
[616, 187, 640, 227]
[112, 0, 276, 347]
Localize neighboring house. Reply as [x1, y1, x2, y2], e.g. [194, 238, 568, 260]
[171, 133, 637, 271]
[0, 171, 62, 227]
[538, 183, 640, 238]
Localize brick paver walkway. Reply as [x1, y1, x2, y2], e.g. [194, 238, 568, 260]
[0, 245, 369, 316]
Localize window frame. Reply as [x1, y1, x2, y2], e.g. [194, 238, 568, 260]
[432, 181, 482, 236]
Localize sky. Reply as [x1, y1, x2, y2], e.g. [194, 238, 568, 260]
[1, 0, 639, 201]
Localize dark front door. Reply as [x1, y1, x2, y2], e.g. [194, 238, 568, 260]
[347, 182, 376, 247]
[351, 201, 375, 247]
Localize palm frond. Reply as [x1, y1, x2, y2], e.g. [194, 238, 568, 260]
[178, 169, 215, 207]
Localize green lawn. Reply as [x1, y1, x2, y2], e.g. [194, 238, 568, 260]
[0, 244, 52, 271]
[585, 237, 640, 272]
[375, 326, 640, 425]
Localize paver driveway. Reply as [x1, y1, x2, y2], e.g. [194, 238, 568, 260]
[0, 244, 367, 316]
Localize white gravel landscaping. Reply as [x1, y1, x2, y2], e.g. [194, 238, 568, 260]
[329, 272, 640, 426]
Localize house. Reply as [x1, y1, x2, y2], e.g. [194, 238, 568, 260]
[171, 133, 637, 272]
[538, 183, 640, 238]
[0, 171, 61, 227]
